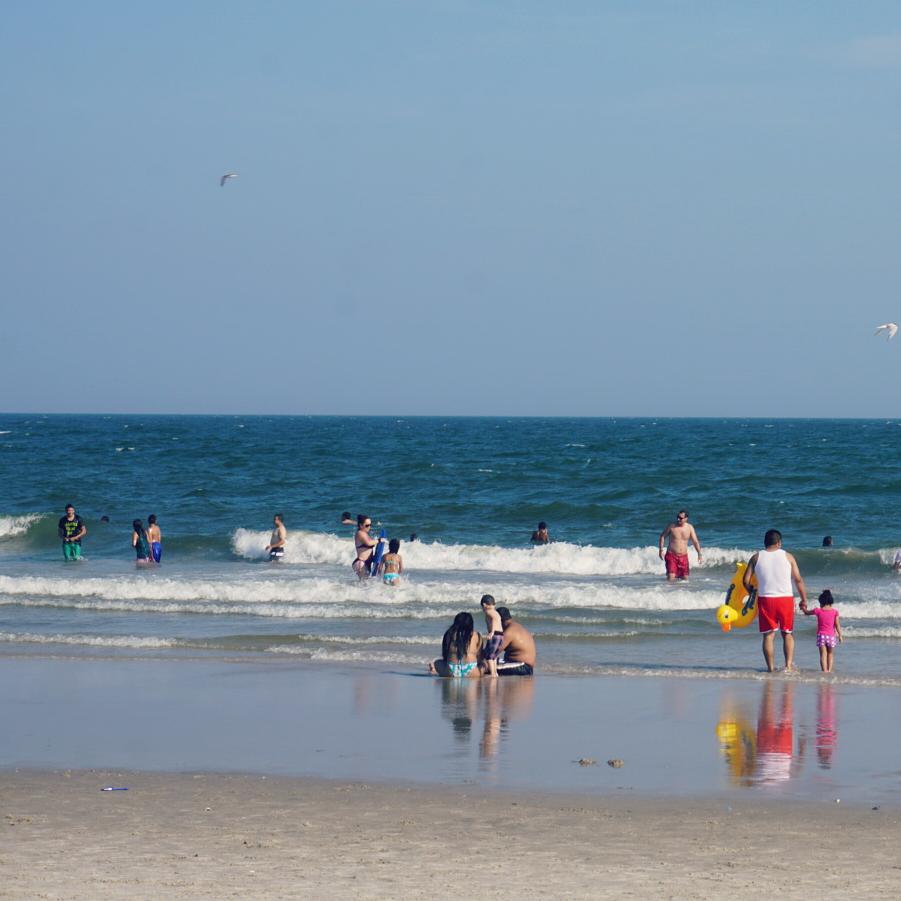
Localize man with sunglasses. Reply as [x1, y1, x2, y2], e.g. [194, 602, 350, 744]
[658, 510, 702, 581]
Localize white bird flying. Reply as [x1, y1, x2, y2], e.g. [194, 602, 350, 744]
[219, 172, 238, 187]
[874, 322, 898, 340]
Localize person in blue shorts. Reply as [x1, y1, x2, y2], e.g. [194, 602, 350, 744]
[147, 514, 162, 563]
[58, 504, 86, 561]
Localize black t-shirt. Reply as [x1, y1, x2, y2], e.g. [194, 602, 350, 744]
[59, 515, 84, 543]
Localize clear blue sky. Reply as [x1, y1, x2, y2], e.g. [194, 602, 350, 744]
[2, 1, 901, 416]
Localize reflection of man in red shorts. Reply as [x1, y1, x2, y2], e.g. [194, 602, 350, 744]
[755, 681, 796, 785]
[744, 529, 808, 673]
[658, 510, 702, 581]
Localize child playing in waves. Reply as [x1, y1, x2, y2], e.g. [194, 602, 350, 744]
[379, 538, 404, 586]
[480, 594, 504, 677]
[803, 589, 843, 672]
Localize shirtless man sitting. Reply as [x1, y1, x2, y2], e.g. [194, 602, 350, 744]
[658, 510, 702, 581]
[494, 606, 536, 676]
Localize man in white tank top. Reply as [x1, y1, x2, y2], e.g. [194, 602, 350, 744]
[743, 529, 808, 673]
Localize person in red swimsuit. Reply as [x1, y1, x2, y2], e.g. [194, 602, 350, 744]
[658, 510, 703, 581]
[743, 529, 808, 673]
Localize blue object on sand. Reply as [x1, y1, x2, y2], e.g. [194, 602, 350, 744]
[369, 528, 387, 577]
[101, 787, 129, 791]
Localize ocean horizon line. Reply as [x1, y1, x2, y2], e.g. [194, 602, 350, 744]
[2, 411, 899, 422]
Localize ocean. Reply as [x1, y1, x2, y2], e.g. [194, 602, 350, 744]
[1, 414, 900, 683]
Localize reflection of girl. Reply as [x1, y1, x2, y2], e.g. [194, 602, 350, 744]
[429, 612, 482, 678]
[132, 519, 152, 563]
[804, 589, 843, 672]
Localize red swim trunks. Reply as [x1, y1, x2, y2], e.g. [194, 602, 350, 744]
[664, 551, 690, 578]
[758, 596, 794, 633]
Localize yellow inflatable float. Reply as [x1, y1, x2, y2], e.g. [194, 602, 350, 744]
[716, 561, 757, 632]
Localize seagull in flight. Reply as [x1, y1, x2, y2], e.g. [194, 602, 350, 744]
[874, 322, 898, 340]
[219, 172, 238, 187]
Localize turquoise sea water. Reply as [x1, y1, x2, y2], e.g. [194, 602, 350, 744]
[1, 415, 900, 681]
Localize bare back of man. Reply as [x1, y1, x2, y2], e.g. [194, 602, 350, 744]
[496, 608, 536, 676]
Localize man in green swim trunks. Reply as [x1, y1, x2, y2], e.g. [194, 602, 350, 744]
[58, 504, 87, 561]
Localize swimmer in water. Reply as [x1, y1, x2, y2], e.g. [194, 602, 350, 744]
[530, 521, 550, 544]
[265, 513, 287, 561]
[58, 504, 87, 561]
[132, 519, 152, 564]
[379, 538, 404, 586]
[147, 514, 162, 563]
[353, 514, 379, 578]
[341, 511, 355, 525]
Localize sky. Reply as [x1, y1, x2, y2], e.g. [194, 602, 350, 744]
[2, 1, 901, 417]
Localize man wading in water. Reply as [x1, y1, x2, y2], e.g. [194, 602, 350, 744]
[658, 510, 702, 580]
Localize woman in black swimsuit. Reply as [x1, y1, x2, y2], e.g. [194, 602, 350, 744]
[353, 514, 378, 579]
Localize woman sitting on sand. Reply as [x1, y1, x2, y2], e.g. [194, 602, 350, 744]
[428, 612, 482, 678]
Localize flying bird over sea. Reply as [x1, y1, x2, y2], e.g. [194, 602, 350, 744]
[874, 322, 898, 340]
[219, 172, 238, 187]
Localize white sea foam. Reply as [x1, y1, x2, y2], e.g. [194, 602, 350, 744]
[231, 528, 747, 576]
[0, 631, 176, 649]
[0, 573, 725, 612]
[536, 631, 640, 640]
[0, 596, 455, 620]
[878, 547, 901, 565]
[267, 646, 423, 665]
[294, 633, 434, 645]
[843, 626, 901, 639]
[0, 513, 43, 540]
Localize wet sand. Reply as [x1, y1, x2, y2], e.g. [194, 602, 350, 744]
[3, 654, 901, 804]
[4, 654, 901, 897]
[2, 768, 901, 899]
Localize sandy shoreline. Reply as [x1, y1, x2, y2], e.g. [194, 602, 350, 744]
[2, 769, 901, 900]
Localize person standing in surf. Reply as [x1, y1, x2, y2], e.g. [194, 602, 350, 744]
[147, 514, 162, 563]
[379, 538, 404, 585]
[132, 519, 152, 564]
[658, 510, 702, 580]
[265, 513, 287, 561]
[58, 504, 87, 561]
[352, 514, 379, 578]
[743, 529, 808, 674]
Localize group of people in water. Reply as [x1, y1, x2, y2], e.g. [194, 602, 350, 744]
[58, 504, 162, 565]
[58, 502, 853, 679]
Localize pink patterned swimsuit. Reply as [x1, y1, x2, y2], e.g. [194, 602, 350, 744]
[814, 607, 839, 649]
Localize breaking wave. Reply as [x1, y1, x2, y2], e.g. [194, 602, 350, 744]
[231, 528, 747, 576]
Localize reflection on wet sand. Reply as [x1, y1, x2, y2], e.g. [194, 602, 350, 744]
[816, 682, 837, 769]
[437, 677, 535, 766]
[718, 681, 829, 788]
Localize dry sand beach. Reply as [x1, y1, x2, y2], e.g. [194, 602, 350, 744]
[3, 770, 901, 900]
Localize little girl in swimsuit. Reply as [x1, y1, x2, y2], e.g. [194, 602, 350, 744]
[379, 538, 403, 586]
[803, 589, 843, 672]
